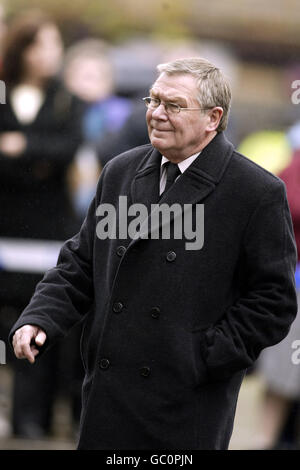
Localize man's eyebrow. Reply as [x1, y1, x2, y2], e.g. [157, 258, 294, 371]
[149, 89, 187, 103]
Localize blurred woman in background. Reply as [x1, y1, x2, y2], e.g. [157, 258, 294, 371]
[0, 10, 84, 439]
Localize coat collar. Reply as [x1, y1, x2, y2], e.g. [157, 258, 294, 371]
[128, 132, 234, 245]
[131, 132, 234, 208]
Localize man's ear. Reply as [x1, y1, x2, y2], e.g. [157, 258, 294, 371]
[206, 107, 223, 132]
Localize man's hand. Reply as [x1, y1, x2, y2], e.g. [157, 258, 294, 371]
[12, 325, 47, 364]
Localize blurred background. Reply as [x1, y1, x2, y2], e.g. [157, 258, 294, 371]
[0, 0, 300, 450]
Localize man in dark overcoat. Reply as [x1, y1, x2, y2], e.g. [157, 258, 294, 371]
[10, 57, 298, 450]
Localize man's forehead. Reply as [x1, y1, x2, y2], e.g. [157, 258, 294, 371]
[150, 73, 198, 101]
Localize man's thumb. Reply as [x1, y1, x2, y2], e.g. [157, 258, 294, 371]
[35, 329, 47, 346]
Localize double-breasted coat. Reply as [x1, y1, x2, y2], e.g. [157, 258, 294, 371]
[10, 132, 298, 449]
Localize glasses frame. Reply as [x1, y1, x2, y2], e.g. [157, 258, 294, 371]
[142, 96, 214, 114]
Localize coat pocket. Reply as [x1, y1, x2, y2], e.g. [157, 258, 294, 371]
[157, 324, 210, 391]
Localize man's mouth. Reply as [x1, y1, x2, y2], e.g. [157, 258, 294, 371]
[151, 127, 172, 133]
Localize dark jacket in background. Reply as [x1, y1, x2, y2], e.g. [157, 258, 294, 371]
[0, 79, 83, 306]
[9, 132, 298, 449]
[95, 101, 149, 167]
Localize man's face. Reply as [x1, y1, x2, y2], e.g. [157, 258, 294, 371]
[146, 72, 217, 162]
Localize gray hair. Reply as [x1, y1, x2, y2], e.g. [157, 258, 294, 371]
[157, 57, 231, 132]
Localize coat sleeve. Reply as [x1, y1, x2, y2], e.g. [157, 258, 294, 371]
[199, 179, 298, 381]
[8, 166, 105, 350]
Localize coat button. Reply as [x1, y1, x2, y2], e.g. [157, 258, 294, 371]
[150, 307, 160, 319]
[116, 246, 126, 257]
[113, 301, 124, 313]
[140, 366, 151, 377]
[99, 358, 110, 370]
[166, 251, 176, 262]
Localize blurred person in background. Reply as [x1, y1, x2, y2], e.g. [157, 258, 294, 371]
[0, 10, 84, 439]
[255, 138, 300, 450]
[63, 39, 132, 220]
[94, 98, 150, 168]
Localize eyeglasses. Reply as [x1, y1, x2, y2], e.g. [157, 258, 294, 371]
[142, 96, 213, 114]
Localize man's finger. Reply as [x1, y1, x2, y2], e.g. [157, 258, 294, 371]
[19, 340, 35, 363]
[35, 330, 47, 346]
[13, 329, 33, 360]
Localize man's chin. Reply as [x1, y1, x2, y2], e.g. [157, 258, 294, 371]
[151, 142, 167, 153]
[150, 135, 170, 150]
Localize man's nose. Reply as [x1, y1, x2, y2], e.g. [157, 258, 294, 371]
[151, 103, 168, 120]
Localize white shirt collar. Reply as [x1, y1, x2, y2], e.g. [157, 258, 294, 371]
[161, 152, 201, 174]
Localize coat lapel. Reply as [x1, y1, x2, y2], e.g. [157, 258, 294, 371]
[130, 146, 162, 210]
[129, 132, 234, 242]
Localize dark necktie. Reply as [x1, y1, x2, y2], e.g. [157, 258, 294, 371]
[161, 162, 181, 196]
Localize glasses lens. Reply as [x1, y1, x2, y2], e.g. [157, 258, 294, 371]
[143, 97, 181, 113]
[143, 97, 160, 108]
[149, 98, 160, 108]
[166, 103, 180, 114]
